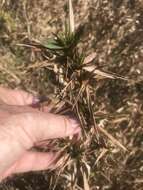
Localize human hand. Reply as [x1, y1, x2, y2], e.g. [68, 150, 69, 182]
[0, 87, 80, 181]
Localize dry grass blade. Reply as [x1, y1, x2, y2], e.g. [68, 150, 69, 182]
[83, 53, 130, 81]
[95, 148, 108, 165]
[111, 117, 129, 124]
[72, 84, 85, 109]
[16, 43, 39, 49]
[83, 53, 96, 64]
[83, 172, 90, 190]
[84, 66, 129, 80]
[98, 124, 128, 152]
[68, 0, 75, 33]
[27, 61, 54, 69]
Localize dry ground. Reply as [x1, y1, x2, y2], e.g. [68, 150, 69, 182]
[0, 0, 143, 190]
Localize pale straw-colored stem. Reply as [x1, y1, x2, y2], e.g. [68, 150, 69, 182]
[69, 0, 75, 33]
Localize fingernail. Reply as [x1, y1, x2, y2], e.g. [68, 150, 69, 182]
[70, 119, 79, 129]
[69, 119, 81, 134]
[32, 97, 40, 105]
[74, 127, 81, 134]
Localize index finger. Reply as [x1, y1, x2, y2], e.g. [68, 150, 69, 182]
[11, 112, 81, 146]
[0, 86, 36, 106]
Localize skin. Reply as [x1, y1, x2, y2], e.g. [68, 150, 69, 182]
[0, 87, 80, 181]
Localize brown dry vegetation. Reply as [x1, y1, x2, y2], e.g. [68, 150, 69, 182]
[0, 0, 143, 190]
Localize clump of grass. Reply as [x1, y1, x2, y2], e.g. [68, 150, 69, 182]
[24, 1, 130, 189]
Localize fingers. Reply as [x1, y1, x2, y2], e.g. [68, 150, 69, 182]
[1, 151, 60, 179]
[16, 112, 81, 144]
[9, 112, 81, 149]
[15, 151, 60, 173]
[0, 87, 52, 112]
[0, 87, 36, 106]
